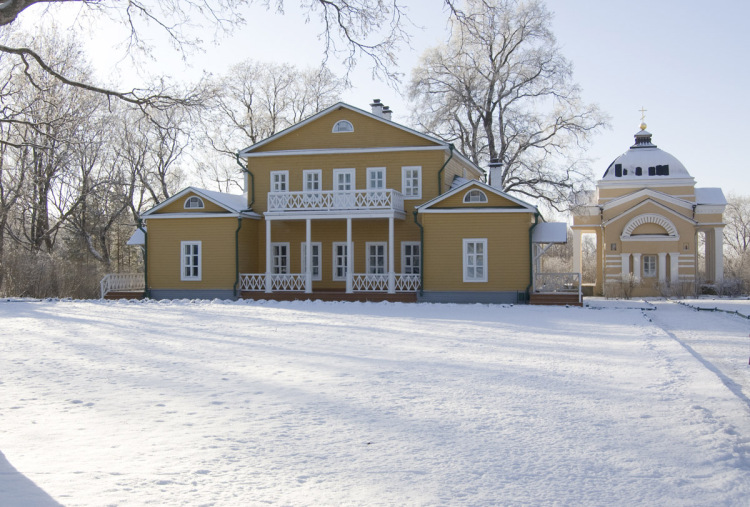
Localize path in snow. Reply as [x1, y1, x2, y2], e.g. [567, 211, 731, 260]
[0, 300, 749, 506]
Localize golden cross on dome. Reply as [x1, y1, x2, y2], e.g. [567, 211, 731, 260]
[639, 106, 647, 130]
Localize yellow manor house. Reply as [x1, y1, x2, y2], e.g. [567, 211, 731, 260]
[572, 123, 726, 298]
[106, 100, 577, 304]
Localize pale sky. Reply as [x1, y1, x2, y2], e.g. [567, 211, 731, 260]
[22, 1, 750, 197]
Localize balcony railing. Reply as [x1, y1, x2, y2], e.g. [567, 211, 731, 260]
[534, 272, 582, 302]
[267, 189, 404, 213]
[239, 272, 420, 293]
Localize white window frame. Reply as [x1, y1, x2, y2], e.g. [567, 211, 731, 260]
[643, 254, 657, 278]
[366, 242, 387, 275]
[271, 242, 290, 275]
[180, 241, 201, 281]
[366, 167, 386, 190]
[300, 242, 322, 281]
[463, 189, 488, 203]
[401, 241, 421, 275]
[184, 196, 205, 209]
[332, 242, 351, 281]
[303, 169, 322, 192]
[463, 238, 488, 283]
[333, 168, 356, 191]
[270, 170, 289, 192]
[332, 120, 354, 133]
[402, 166, 422, 200]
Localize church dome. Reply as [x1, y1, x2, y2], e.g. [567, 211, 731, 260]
[601, 127, 692, 181]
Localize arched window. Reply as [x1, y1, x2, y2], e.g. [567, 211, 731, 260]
[463, 189, 488, 203]
[332, 120, 354, 133]
[184, 196, 205, 209]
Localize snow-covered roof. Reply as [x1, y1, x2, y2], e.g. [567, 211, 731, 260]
[417, 179, 537, 213]
[601, 129, 693, 183]
[695, 187, 727, 206]
[532, 222, 568, 244]
[142, 187, 254, 217]
[126, 227, 145, 246]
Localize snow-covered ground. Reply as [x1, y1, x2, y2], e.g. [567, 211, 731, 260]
[1, 298, 749, 506]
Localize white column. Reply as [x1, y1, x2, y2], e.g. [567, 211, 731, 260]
[265, 219, 272, 293]
[714, 227, 724, 282]
[572, 229, 582, 276]
[658, 252, 667, 284]
[670, 252, 679, 285]
[632, 253, 642, 282]
[305, 219, 312, 293]
[346, 218, 353, 293]
[388, 217, 395, 294]
[620, 253, 630, 280]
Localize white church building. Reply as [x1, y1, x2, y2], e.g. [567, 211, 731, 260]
[572, 122, 726, 297]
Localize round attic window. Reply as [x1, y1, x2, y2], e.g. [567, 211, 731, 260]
[184, 196, 205, 209]
[332, 120, 354, 133]
[463, 189, 488, 203]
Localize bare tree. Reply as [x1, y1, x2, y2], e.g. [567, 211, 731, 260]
[408, 0, 607, 209]
[195, 59, 345, 189]
[723, 194, 750, 285]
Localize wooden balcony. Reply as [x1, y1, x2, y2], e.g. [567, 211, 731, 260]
[267, 189, 405, 215]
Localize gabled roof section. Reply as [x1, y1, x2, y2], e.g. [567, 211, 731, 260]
[239, 102, 444, 156]
[602, 188, 694, 212]
[602, 198, 697, 227]
[417, 180, 537, 213]
[142, 187, 253, 217]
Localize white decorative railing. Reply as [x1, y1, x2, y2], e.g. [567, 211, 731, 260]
[238, 272, 420, 293]
[267, 189, 405, 213]
[239, 273, 307, 292]
[100, 273, 145, 298]
[352, 274, 389, 292]
[239, 273, 266, 291]
[395, 274, 420, 291]
[534, 272, 582, 302]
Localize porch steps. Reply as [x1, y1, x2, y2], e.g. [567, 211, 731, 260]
[240, 291, 417, 303]
[529, 293, 582, 307]
[104, 291, 146, 300]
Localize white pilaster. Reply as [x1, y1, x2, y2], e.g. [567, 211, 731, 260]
[670, 253, 679, 285]
[621, 253, 630, 280]
[265, 219, 272, 293]
[572, 229, 582, 276]
[305, 219, 312, 293]
[388, 217, 395, 294]
[714, 227, 724, 282]
[658, 252, 667, 283]
[346, 218, 353, 293]
[632, 253, 642, 282]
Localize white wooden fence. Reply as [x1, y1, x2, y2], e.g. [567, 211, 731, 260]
[100, 273, 145, 298]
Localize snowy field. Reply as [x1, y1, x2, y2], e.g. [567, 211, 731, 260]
[1, 298, 749, 506]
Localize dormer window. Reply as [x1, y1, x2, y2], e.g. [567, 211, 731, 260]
[332, 120, 354, 133]
[463, 189, 488, 203]
[184, 196, 205, 209]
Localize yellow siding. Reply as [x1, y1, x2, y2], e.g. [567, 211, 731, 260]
[442, 155, 483, 188]
[155, 192, 228, 214]
[248, 150, 446, 214]
[252, 108, 438, 152]
[422, 213, 532, 291]
[147, 217, 250, 289]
